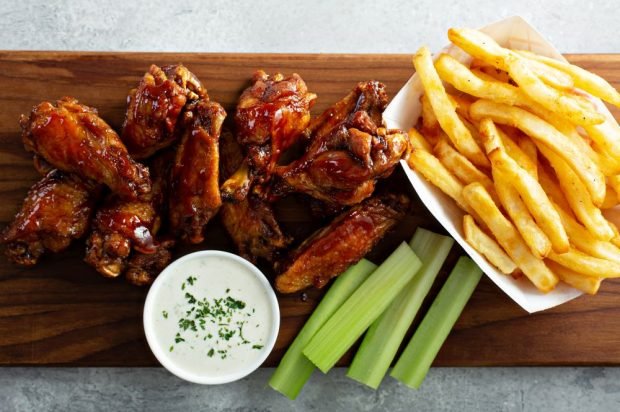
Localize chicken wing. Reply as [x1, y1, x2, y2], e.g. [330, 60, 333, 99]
[20, 97, 151, 201]
[275, 81, 408, 205]
[85, 196, 157, 278]
[169, 99, 226, 243]
[124, 150, 176, 285]
[121, 64, 207, 159]
[221, 70, 316, 200]
[1, 170, 101, 266]
[125, 238, 175, 286]
[219, 129, 291, 262]
[275, 193, 410, 293]
[85, 149, 173, 279]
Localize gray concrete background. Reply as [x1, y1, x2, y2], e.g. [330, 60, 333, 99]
[1, 0, 620, 411]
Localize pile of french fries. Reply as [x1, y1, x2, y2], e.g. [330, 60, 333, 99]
[407, 27, 620, 295]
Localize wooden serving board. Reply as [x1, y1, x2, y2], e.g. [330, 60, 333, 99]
[0, 52, 619, 367]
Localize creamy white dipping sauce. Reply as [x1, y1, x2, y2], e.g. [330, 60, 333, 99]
[144, 251, 279, 384]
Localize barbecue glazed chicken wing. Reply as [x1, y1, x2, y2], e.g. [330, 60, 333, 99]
[169, 100, 226, 243]
[221, 70, 316, 200]
[1, 170, 101, 266]
[20, 97, 151, 201]
[125, 151, 176, 286]
[219, 130, 291, 262]
[121, 64, 207, 159]
[85, 196, 157, 278]
[85, 150, 173, 280]
[275, 193, 410, 293]
[275, 81, 408, 206]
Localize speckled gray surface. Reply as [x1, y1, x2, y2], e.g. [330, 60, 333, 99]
[1, 367, 619, 411]
[1, 1, 620, 411]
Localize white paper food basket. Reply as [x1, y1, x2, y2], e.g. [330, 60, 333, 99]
[383, 16, 619, 313]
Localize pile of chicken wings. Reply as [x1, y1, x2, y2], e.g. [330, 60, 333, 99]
[1, 64, 410, 293]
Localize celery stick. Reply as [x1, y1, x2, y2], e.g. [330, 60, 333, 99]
[269, 259, 377, 399]
[347, 228, 454, 389]
[391, 256, 482, 389]
[303, 243, 422, 373]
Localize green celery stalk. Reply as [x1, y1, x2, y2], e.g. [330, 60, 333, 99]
[268, 259, 377, 399]
[347, 228, 454, 389]
[303, 242, 422, 373]
[390, 256, 482, 389]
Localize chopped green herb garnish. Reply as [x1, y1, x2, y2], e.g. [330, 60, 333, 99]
[168, 277, 261, 361]
[162, 310, 168, 319]
[252, 345, 264, 350]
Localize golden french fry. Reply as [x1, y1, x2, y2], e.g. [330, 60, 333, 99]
[408, 127, 432, 152]
[435, 137, 494, 189]
[516, 50, 620, 107]
[546, 260, 602, 295]
[609, 222, 620, 249]
[505, 55, 604, 126]
[583, 119, 620, 163]
[517, 137, 537, 172]
[413, 47, 489, 167]
[497, 128, 537, 178]
[609, 175, 620, 196]
[449, 93, 474, 121]
[470, 100, 606, 205]
[553, 202, 620, 264]
[479, 119, 569, 253]
[472, 67, 512, 84]
[462, 182, 558, 292]
[420, 93, 441, 141]
[493, 168, 551, 258]
[537, 165, 572, 214]
[463, 214, 517, 274]
[447, 28, 604, 126]
[548, 247, 620, 278]
[436, 54, 527, 106]
[448, 28, 573, 90]
[536, 142, 614, 240]
[407, 146, 469, 212]
[601, 185, 619, 209]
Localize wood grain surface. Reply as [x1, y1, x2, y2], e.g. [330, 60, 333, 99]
[0, 52, 619, 367]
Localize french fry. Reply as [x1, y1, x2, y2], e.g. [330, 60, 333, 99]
[548, 247, 620, 278]
[537, 164, 572, 214]
[583, 119, 620, 163]
[516, 50, 620, 107]
[553, 202, 620, 264]
[434, 137, 494, 192]
[407, 146, 469, 212]
[436, 54, 528, 106]
[448, 28, 574, 90]
[413, 47, 489, 167]
[497, 128, 537, 178]
[517, 136, 537, 173]
[408, 127, 432, 152]
[536, 142, 614, 241]
[546, 260, 602, 295]
[472, 67, 512, 84]
[462, 182, 558, 292]
[470, 100, 606, 205]
[493, 168, 551, 258]
[463, 214, 516, 274]
[420, 93, 441, 142]
[480, 119, 569, 253]
[448, 28, 604, 126]
[602, 185, 619, 209]
[449, 93, 474, 121]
